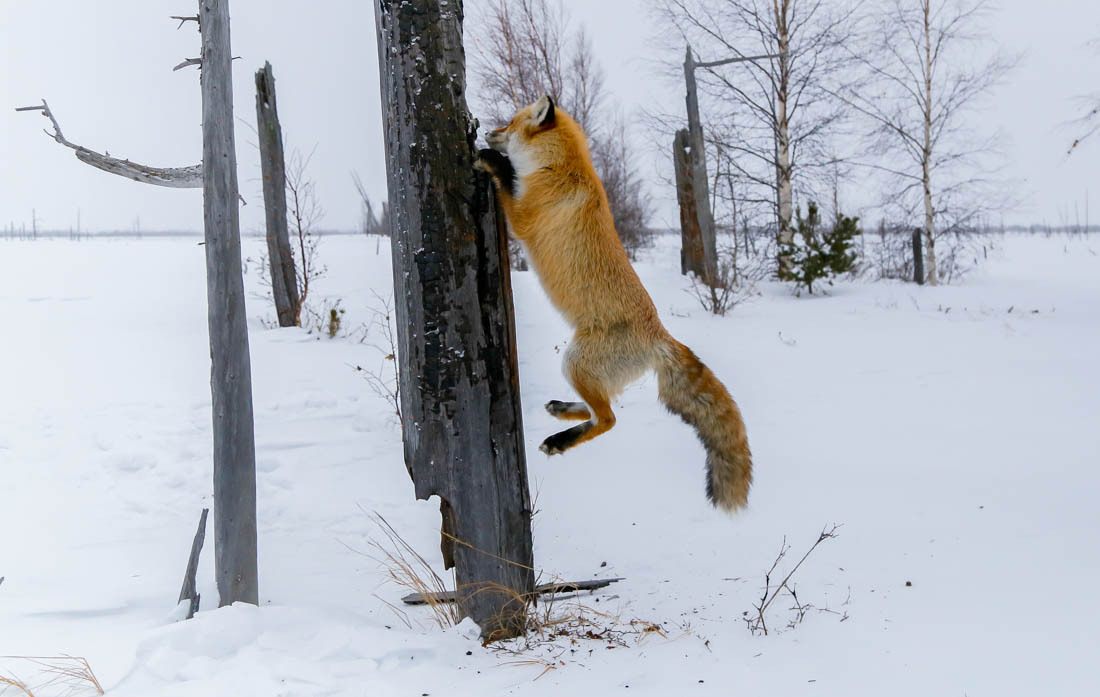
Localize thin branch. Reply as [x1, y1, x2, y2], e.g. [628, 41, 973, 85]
[695, 50, 787, 68]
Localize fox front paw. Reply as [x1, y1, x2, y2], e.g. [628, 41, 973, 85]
[475, 148, 516, 197]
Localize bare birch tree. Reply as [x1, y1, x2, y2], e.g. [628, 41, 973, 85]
[469, 0, 651, 255]
[653, 0, 858, 275]
[837, 0, 1015, 284]
[1068, 38, 1100, 156]
[470, 0, 603, 132]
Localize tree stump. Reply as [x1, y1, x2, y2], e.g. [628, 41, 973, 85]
[255, 61, 300, 327]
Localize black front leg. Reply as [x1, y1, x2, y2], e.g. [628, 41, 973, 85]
[476, 148, 516, 197]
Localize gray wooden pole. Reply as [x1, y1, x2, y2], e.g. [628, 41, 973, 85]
[199, 0, 259, 607]
[674, 128, 706, 277]
[255, 61, 300, 327]
[912, 227, 924, 285]
[684, 45, 718, 284]
[375, 0, 534, 640]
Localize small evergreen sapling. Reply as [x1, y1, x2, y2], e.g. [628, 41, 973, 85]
[778, 201, 860, 294]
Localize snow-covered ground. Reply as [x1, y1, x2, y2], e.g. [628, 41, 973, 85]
[2, 232, 1097, 696]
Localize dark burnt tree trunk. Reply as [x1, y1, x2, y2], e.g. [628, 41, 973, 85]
[674, 128, 706, 277]
[255, 61, 300, 327]
[374, 0, 534, 640]
[200, 0, 259, 607]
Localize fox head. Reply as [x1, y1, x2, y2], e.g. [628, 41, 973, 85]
[479, 95, 596, 199]
[484, 95, 558, 156]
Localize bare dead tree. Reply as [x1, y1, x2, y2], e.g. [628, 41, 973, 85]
[255, 62, 300, 327]
[355, 292, 403, 428]
[1068, 103, 1099, 156]
[653, 0, 859, 276]
[470, 0, 652, 256]
[352, 171, 390, 237]
[1068, 38, 1100, 156]
[198, 0, 258, 607]
[470, 0, 603, 133]
[17, 1, 258, 607]
[285, 148, 326, 326]
[591, 113, 653, 259]
[836, 0, 1016, 284]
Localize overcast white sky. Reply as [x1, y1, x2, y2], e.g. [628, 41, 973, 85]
[1, 1, 1098, 233]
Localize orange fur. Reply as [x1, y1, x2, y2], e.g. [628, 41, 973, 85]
[479, 96, 753, 511]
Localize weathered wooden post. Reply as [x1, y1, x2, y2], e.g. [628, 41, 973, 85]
[375, 0, 534, 639]
[683, 46, 718, 284]
[200, 0, 259, 607]
[912, 227, 924, 285]
[680, 45, 785, 283]
[674, 128, 706, 277]
[255, 61, 300, 327]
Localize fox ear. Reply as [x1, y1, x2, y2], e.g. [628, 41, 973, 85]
[531, 95, 555, 126]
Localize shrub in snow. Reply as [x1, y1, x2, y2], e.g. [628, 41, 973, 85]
[778, 201, 860, 295]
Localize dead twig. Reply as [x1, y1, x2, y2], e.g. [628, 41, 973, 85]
[745, 524, 841, 635]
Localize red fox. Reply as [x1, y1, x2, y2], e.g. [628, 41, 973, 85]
[476, 95, 752, 511]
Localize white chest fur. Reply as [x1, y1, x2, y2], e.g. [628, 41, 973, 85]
[507, 137, 540, 199]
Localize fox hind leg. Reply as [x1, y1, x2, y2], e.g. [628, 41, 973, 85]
[545, 400, 591, 421]
[540, 373, 615, 455]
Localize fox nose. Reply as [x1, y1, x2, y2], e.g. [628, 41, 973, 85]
[485, 129, 507, 152]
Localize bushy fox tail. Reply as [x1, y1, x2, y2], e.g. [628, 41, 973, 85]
[656, 336, 752, 511]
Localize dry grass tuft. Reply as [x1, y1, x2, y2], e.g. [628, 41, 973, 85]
[355, 511, 676, 676]
[0, 656, 103, 697]
[362, 512, 461, 631]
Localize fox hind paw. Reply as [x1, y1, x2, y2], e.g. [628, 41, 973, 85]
[545, 400, 591, 421]
[539, 422, 592, 455]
